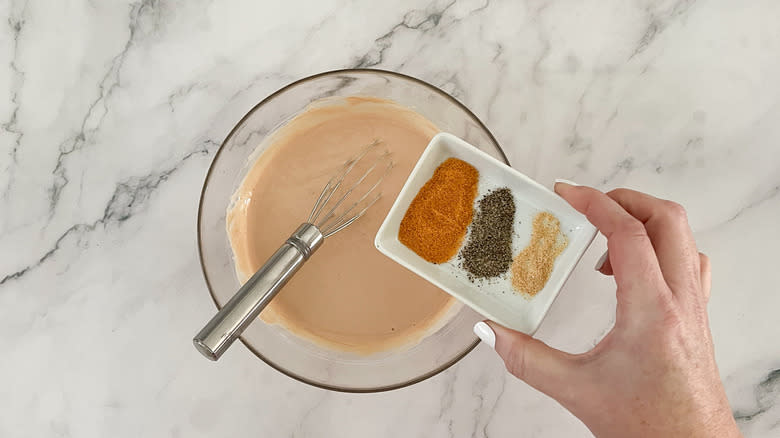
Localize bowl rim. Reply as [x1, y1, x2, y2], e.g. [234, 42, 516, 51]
[197, 68, 509, 393]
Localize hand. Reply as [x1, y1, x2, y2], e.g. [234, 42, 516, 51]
[473, 183, 741, 438]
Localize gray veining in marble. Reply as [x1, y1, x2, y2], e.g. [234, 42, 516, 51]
[1, 0, 778, 436]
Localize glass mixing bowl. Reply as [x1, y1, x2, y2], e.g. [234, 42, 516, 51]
[198, 69, 508, 392]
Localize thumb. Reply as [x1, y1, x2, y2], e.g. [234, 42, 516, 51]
[475, 321, 581, 403]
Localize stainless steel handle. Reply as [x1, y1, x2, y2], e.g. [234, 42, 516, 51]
[193, 223, 324, 361]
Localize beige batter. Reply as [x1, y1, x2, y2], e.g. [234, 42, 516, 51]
[227, 97, 456, 354]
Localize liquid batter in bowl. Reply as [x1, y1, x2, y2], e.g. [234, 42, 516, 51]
[227, 97, 456, 354]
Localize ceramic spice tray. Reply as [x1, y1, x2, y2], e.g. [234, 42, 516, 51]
[375, 133, 597, 334]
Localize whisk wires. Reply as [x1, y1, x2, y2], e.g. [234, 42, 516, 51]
[308, 141, 393, 238]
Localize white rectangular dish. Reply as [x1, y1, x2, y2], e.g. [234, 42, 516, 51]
[374, 133, 597, 334]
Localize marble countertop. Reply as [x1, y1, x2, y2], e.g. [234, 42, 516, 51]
[2, 0, 778, 436]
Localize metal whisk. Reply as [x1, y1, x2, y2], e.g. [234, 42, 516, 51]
[193, 141, 393, 360]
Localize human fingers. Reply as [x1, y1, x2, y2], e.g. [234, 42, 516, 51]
[595, 251, 613, 276]
[699, 253, 711, 302]
[475, 321, 582, 405]
[554, 183, 665, 296]
[606, 188, 699, 294]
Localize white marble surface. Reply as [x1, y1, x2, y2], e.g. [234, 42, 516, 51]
[1, 0, 779, 436]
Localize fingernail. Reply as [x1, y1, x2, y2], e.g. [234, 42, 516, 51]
[554, 178, 580, 187]
[595, 251, 608, 271]
[473, 321, 496, 349]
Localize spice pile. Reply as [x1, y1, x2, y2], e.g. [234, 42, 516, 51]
[511, 211, 569, 297]
[398, 157, 568, 297]
[460, 188, 515, 279]
[398, 158, 478, 263]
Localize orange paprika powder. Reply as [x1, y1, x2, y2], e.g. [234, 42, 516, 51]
[398, 158, 479, 263]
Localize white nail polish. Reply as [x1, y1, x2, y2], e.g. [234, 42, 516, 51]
[554, 178, 581, 186]
[595, 251, 608, 270]
[473, 322, 496, 349]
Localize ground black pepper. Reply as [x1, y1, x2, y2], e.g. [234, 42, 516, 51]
[460, 188, 515, 279]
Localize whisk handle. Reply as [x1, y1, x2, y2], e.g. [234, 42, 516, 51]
[193, 223, 324, 361]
